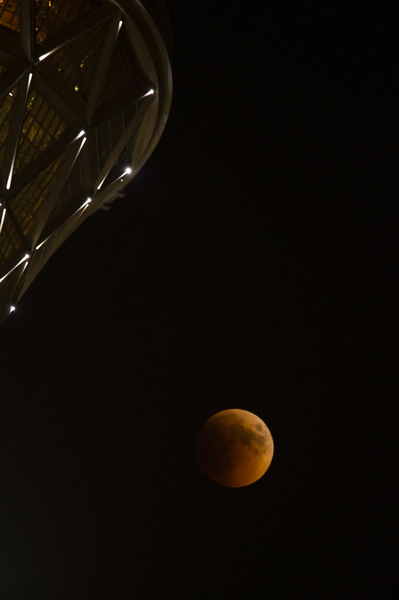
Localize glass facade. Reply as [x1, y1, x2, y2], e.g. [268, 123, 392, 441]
[0, 0, 20, 34]
[10, 153, 66, 240]
[0, 87, 17, 170]
[35, 0, 98, 44]
[49, 20, 108, 100]
[14, 87, 67, 177]
[0, 0, 172, 323]
[0, 209, 25, 265]
[98, 27, 147, 108]
[97, 104, 139, 171]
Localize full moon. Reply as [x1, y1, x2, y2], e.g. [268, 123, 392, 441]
[196, 409, 274, 487]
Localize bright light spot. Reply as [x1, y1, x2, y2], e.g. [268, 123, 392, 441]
[28, 73, 33, 88]
[81, 197, 92, 208]
[143, 88, 155, 98]
[39, 51, 52, 61]
[10, 306, 16, 313]
[124, 167, 132, 175]
[118, 20, 123, 32]
[77, 130, 85, 139]
[36, 238, 48, 250]
[6, 170, 13, 190]
[0, 208, 6, 235]
[0, 253, 29, 282]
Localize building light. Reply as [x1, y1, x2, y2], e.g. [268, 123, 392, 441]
[0, 0, 172, 325]
[0, 207, 6, 236]
[0, 254, 29, 283]
[39, 51, 52, 61]
[81, 197, 92, 208]
[6, 170, 13, 190]
[36, 237, 49, 250]
[6, 154, 16, 189]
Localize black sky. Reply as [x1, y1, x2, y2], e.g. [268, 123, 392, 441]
[1, 2, 397, 598]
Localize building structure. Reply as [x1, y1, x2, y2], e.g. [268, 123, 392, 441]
[0, 0, 172, 325]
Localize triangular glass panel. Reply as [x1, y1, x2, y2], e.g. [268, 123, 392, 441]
[35, 0, 101, 45]
[12, 86, 67, 178]
[48, 19, 109, 102]
[97, 27, 148, 110]
[0, 207, 25, 267]
[9, 152, 66, 241]
[95, 100, 144, 174]
[42, 149, 85, 236]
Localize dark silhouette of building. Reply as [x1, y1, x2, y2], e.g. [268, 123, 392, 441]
[0, 0, 172, 324]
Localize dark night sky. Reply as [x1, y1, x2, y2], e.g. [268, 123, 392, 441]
[1, 2, 397, 598]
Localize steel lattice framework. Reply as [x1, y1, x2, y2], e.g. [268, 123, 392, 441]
[0, 0, 172, 324]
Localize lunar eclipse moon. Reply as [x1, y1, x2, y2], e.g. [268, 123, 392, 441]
[196, 409, 274, 487]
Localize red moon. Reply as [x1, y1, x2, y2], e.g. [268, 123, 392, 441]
[196, 409, 274, 487]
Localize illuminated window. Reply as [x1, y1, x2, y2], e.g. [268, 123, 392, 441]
[35, 0, 101, 44]
[50, 20, 108, 101]
[13, 89, 67, 177]
[0, 0, 20, 34]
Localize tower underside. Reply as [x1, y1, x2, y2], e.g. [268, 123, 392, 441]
[0, 0, 172, 325]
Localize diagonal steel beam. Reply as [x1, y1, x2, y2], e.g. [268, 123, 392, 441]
[1, 70, 33, 196]
[20, 0, 35, 61]
[5, 127, 87, 200]
[91, 82, 152, 127]
[86, 10, 123, 125]
[95, 94, 153, 190]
